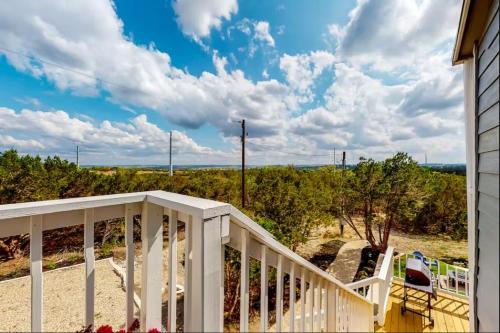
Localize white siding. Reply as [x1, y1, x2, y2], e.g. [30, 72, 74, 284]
[475, 1, 499, 331]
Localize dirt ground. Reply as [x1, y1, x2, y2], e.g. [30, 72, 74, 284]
[297, 219, 468, 264]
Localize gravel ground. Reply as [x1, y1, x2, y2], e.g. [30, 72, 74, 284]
[0, 237, 186, 332]
[0, 259, 136, 332]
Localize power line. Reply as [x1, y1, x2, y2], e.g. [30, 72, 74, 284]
[0, 46, 136, 91]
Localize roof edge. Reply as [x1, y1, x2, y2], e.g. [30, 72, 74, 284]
[453, 0, 472, 65]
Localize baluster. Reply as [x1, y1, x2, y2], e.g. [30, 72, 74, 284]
[260, 245, 268, 332]
[338, 290, 344, 332]
[289, 262, 296, 332]
[300, 269, 306, 332]
[446, 263, 450, 291]
[326, 283, 336, 332]
[125, 205, 135, 329]
[30, 215, 43, 332]
[398, 256, 401, 278]
[315, 279, 321, 331]
[276, 255, 284, 332]
[183, 216, 192, 329]
[308, 275, 315, 331]
[240, 229, 250, 332]
[437, 259, 441, 291]
[465, 269, 469, 296]
[84, 208, 95, 328]
[168, 209, 178, 332]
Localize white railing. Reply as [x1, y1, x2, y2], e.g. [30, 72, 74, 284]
[346, 246, 394, 326]
[393, 253, 469, 299]
[0, 191, 374, 332]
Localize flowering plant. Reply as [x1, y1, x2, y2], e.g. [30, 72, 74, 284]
[77, 318, 159, 333]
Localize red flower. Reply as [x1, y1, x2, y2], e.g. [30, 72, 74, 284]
[147, 329, 160, 333]
[128, 319, 140, 332]
[96, 325, 113, 333]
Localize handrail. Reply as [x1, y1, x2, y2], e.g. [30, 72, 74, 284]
[346, 246, 394, 326]
[229, 207, 371, 302]
[0, 191, 374, 332]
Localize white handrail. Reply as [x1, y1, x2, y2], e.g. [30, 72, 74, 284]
[0, 191, 374, 332]
[346, 246, 394, 325]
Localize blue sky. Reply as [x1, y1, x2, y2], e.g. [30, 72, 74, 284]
[0, 0, 464, 165]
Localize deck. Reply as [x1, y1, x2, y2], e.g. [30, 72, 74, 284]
[377, 281, 469, 332]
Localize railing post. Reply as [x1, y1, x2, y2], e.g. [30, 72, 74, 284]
[140, 202, 163, 331]
[30, 215, 43, 332]
[186, 214, 224, 332]
[84, 208, 95, 329]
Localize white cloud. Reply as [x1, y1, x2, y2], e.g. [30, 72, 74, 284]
[0, 107, 228, 164]
[0, 134, 45, 149]
[277, 25, 285, 36]
[172, 0, 238, 41]
[288, 62, 465, 162]
[329, 0, 461, 72]
[0, 0, 290, 141]
[0, 0, 466, 164]
[230, 19, 277, 57]
[254, 21, 275, 47]
[279, 51, 335, 101]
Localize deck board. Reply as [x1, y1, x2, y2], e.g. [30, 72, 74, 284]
[376, 281, 469, 333]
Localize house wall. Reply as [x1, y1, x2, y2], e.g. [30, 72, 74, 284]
[475, 0, 499, 331]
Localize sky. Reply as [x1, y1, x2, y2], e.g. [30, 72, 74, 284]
[0, 0, 465, 165]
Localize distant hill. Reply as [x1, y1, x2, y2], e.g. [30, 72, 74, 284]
[83, 163, 466, 175]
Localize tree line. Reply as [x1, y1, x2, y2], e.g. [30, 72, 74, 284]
[0, 149, 466, 250]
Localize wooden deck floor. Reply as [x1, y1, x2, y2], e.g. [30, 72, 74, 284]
[376, 281, 469, 332]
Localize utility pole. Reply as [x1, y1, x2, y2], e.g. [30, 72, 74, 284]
[340, 151, 346, 235]
[76, 145, 79, 168]
[169, 131, 173, 176]
[333, 147, 336, 167]
[240, 119, 246, 208]
[425, 152, 428, 166]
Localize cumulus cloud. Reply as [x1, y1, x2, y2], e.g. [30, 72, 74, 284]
[0, 0, 466, 164]
[279, 51, 335, 101]
[0, 0, 290, 141]
[329, 0, 461, 72]
[254, 21, 275, 47]
[0, 107, 227, 164]
[172, 0, 238, 41]
[287, 62, 464, 161]
[230, 19, 277, 57]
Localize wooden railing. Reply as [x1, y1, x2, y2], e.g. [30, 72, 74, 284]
[0, 191, 374, 332]
[346, 246, 394, 325]
[393, 253, 469, 299]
